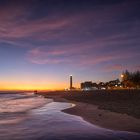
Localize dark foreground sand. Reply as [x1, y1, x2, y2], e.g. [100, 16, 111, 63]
[38, 90, 140, 133]
[63, 101, 140, 133]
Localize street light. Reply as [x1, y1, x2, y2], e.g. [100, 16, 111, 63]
[121, 74, 124, 78]
[120, 74, 124, 88]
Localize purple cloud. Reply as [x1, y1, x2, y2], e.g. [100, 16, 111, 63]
[0, 0, 139, 72]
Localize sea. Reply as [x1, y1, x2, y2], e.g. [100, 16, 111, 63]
[0, 92, 140, 140]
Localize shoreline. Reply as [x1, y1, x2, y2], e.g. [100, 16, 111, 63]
[38, 90, 140, 133]
[62, 101, 140, 133]
[45, 96, 140, 133]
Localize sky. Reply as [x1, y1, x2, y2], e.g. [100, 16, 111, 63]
[0, 0, 140, 90]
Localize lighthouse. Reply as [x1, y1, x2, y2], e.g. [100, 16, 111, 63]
[70, 75, 72, 90]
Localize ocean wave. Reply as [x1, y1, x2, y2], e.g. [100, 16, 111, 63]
[0, 93, 52, 125]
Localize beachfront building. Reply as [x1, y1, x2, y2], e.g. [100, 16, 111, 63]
[81, 81, 98, 91]
[106, 79, 121, 89]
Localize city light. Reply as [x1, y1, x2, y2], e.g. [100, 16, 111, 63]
[121, 74, 124, 78]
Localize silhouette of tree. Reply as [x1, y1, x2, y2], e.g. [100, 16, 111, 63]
[122, 70, 140, 88]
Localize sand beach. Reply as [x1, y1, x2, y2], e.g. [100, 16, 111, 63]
[38, 90, 140, 133]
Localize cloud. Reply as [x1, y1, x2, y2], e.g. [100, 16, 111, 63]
[104, 64, 123, 72]
[27, 47, 71, 64]
[0, 0, 139, 71]
[0, 0, 139, 44]
[27, 42, 139, 68]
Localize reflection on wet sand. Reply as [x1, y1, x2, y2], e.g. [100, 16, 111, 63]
[0, 93, 140, 140]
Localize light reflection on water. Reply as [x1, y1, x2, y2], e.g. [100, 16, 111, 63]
[0, 93, 140, 140]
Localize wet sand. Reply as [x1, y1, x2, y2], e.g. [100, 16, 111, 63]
[63, 101, 140, 133]
[38, 90, 140, 133]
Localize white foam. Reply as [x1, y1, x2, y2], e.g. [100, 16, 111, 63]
[0, 94, 52, 113]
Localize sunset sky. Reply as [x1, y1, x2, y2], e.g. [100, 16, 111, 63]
[0, 0, 140, 90]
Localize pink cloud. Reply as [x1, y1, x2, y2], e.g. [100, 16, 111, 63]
[27, 47, 71, 64]
[80, 56, 117, 66]
[0, 0, 135, 41]
[0, 18, 69, 39]
[26, 46, 119, 66]
[26, 34, 140, 66]
[0, 0, 138, 54]
[104, 64, 123, 72]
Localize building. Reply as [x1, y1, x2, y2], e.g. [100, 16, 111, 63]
[81, 81, 98, 91]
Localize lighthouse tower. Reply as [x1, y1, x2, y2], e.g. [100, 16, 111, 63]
[70, 75, 72, 90]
